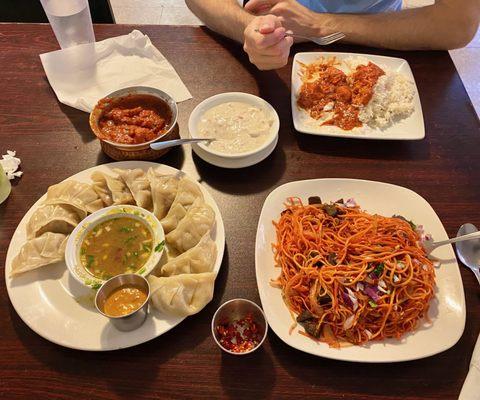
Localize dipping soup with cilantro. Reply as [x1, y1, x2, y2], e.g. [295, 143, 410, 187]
[80, 217, 153, 280]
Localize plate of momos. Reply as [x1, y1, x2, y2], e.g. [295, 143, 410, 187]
[5, 161, 225, 351]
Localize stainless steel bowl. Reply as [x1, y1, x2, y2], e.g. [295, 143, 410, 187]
[211, 298, 268, 355]
[95, 274, 150, 332]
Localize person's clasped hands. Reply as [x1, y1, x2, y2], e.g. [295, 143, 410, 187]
[243, 0, 318, 70]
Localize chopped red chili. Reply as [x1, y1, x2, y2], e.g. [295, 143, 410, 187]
[216, 313, 263, 353]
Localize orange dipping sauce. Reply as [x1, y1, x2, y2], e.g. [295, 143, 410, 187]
[97, 94, 172, 145]
[103, 284, 148, 317]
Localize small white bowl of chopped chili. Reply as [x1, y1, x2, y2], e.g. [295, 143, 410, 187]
[212, 298, 268, 355]
[90, 86, 178, 161]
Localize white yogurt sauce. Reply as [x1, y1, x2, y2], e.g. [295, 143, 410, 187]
[197, 102, 274, 154]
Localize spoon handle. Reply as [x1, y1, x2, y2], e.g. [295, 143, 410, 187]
[433, 231, 480, 248]
[150, 138, 214, 151]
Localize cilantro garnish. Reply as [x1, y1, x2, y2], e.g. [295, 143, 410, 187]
[155, 240, 165, 252]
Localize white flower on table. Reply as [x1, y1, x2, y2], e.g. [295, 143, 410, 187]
[1, 150, 22, 180]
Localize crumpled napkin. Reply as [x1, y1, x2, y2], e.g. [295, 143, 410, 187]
[459, 333, 480, 400]
[0, 150, 22, 180]
[40, 30, 192, 112]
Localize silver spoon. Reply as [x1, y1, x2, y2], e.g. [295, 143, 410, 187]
[455, 223, 480, 285]
[423, 230, 480, 253]
[150, 138, 215, 151]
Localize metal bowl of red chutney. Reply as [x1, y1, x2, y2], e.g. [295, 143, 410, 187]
[89, 86, 179, 160]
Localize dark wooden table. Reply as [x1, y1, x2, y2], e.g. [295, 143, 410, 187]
[0, 23, 479, 400]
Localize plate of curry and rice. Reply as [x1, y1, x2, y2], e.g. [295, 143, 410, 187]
[5, 161, 225, 351]
[291, 52, 425, 140]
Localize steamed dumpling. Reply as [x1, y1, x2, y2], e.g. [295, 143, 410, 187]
[166, 198, 215, 253]
[26, 204, 81, 239]
[10, 232, 68, 276]
[160, 233, 217, 276]
[115, 168, 152, 210]
[91, 174, 113, 206]
[161, 177, 203, 233]
[91, 171, 134, 206]
[169, 177, 203, 210]
[148, 272, 216, 317]
[147, 169, 179, 220]
[160, 203, 187, 233]
[45, 180, 103, 215]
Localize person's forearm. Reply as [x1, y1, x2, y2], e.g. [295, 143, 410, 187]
[314, 1, 479, 50]
[185, 0, 254, 42]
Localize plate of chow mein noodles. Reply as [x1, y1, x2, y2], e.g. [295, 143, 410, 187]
[255, 179, 465, 362]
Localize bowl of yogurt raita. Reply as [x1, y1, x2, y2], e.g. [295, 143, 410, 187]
[188, 92, 279, 168]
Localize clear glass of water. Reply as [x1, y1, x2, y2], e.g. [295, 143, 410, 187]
[40, 0, 95, 49]
[0, 164, 11, 205]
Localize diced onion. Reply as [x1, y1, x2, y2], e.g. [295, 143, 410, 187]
[346, 287, 358, 311]
[345, 198, 357, 208]
[343, 315, 355, 330]
[323, 102, 334, 111]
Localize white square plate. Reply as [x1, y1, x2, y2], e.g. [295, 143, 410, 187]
[291, 52, 425, 140]
[255, 179, 465, 362]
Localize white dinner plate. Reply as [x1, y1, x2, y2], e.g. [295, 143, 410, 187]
[5, 161, 225, 351]
[255, 179, 465, 362]
[291, 52, 425, 140]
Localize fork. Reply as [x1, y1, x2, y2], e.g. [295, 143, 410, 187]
[253, 30, 345, 46]
[422, 230, 480, 253]
[284, 31, 345, 46]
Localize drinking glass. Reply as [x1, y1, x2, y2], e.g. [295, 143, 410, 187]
[40, 0, 95, 49]
[0, 164, 11, 204]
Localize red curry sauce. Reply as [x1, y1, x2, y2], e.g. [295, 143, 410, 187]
[97, 94, 172, 144]
[297, 61, 385, 131]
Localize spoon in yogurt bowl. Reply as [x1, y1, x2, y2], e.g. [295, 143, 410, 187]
[150, 138, 216, 151]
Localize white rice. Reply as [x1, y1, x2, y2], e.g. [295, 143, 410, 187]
[298, 56, 416, 132]
[324, 56, 415, 130]
[343, 56, 370, 72]
[343, 57, 415, 129]
[359, 71, 415, 129]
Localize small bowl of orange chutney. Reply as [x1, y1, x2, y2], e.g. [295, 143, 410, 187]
[95, 274, 150, 331]
[90, 86, 179, 161]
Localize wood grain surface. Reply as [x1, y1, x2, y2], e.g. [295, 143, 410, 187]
[0, 24, 479, 400]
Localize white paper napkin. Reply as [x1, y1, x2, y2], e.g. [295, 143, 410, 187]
[459, 333, 480, 400]
[40, 30, 192, 112]
[0, 151, 22, 180]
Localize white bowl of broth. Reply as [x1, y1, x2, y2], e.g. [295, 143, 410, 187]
[65, 205, 165, 289]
